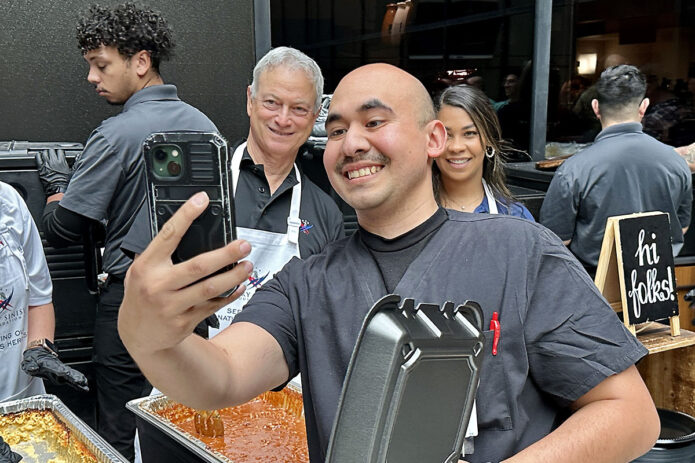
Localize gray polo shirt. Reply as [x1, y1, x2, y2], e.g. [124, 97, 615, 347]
[121, 146, 344, 259]
[540, 122, 692, 268]
[60, 84, 217, 276]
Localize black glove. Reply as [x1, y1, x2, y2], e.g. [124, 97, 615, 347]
[35, 148, 71, 197]
[20, 348, 89, 392]
[0, 435, 22, 463]
[193, 313, 220, 339]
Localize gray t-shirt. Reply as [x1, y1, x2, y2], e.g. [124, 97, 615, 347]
[60, 85, 217, 276]
[540, 122, 692, 268]
[234, 211, 647, 462]
[0, 182, 52, 306]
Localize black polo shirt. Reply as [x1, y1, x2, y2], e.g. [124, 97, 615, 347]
[121, 146, 344, 259]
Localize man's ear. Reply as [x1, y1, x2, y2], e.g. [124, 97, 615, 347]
[591, 99, 601, 120]
[425, 119, 447, 159]
[638, 98, 650, 118]
[132, 50, 152, 77]
[246, 86, 253, 117]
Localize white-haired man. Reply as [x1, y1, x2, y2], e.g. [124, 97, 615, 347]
[122, 46, 343, 334]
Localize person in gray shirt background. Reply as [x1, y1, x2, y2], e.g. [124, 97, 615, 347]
[34, 3, 218, 459]
[540, 64, 692, 274]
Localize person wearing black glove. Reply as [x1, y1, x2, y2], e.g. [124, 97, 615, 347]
[35, 148, 71, 197]
[0, 181, 89, 402]
[35, 4, 220, 460]
[0, 435, 22, 463]
[0, 181, 86, 404]
[21, 339, 89, 392]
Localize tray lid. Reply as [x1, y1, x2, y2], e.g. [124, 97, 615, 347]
[326, 294, 484, 463]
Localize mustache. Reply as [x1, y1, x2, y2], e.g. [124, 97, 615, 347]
[335, 153, 390, 173]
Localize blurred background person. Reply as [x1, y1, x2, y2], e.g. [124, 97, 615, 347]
[497, 60, 535, 154]
[35, 4, 218, 459]
[466, 74, 497, 108]
[493, 72, 518, 111]
[433, 84, 534, 219]
[642, 73, 694, 145]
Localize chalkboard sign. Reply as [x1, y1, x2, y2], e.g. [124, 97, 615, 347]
[617, 214, 677, 325]
[594, 211, 680, 336]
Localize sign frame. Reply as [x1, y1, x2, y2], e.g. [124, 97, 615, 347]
[594, 212, 680, 336]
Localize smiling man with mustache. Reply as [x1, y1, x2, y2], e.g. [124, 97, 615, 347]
[118, 63, 659, 463]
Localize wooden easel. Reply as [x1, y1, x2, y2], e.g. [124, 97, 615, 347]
[594, 211, 680, 337]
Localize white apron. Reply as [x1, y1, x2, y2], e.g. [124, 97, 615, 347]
[134, 155, 303, 462]
[0, 226, 45, 402]
[482, 178, 499, 215]
[209, 142, 302, 338]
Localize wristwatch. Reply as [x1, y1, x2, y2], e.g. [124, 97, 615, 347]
[26, 338, 59, 357]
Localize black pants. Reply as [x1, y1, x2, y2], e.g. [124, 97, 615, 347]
[93, 279, 146, 462]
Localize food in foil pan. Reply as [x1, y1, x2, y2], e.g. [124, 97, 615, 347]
[154, 389, 308, 462]
[0, 395, 127, 463]
[0, 409, 97, 463]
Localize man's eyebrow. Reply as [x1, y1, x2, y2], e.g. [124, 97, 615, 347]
[326, 99, 394, 125]
[326, 99, 394, 126]
[359, 99, 394, 114]
[326, 112, 342, 125]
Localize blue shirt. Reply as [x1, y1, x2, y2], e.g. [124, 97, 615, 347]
[474, 196, 536, 221]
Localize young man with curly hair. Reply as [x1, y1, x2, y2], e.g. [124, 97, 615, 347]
[35, 3, 218, 458]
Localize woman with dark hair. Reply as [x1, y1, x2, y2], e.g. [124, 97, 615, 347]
[434, 84, 535, 219]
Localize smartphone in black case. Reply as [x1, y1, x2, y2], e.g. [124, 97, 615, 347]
[143, 132, 236, 295]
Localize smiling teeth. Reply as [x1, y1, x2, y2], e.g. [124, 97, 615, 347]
[449, 159, 468, 164]
[348, 166, 382, 179]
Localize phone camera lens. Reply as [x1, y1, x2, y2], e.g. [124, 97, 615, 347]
[154, 149, 167, 161]
[167, 161, 181, 176]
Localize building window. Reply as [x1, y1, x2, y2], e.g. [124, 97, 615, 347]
[271, 0, 535, 156]
[547, 0, 695, 153]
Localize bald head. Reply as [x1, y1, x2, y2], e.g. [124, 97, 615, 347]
[322, 63, 446, 237]
[332, 64, 435, 127]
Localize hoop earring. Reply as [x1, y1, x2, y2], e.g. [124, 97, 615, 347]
[485, 146, 495, 159]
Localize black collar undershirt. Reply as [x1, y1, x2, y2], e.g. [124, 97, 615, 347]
[358, 208, 448, 292]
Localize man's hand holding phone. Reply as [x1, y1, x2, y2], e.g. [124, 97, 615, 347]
[118, 191, 253, 358]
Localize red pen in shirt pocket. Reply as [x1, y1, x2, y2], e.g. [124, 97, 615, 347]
[489, 311, 500, 356]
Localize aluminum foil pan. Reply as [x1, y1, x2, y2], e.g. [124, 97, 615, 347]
[127, 381, 303, 463]
[128, 393, 228, 463]
[0, 394, 128, 463]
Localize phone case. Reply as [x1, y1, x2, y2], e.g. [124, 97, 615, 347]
[143, 131, 235, 276]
